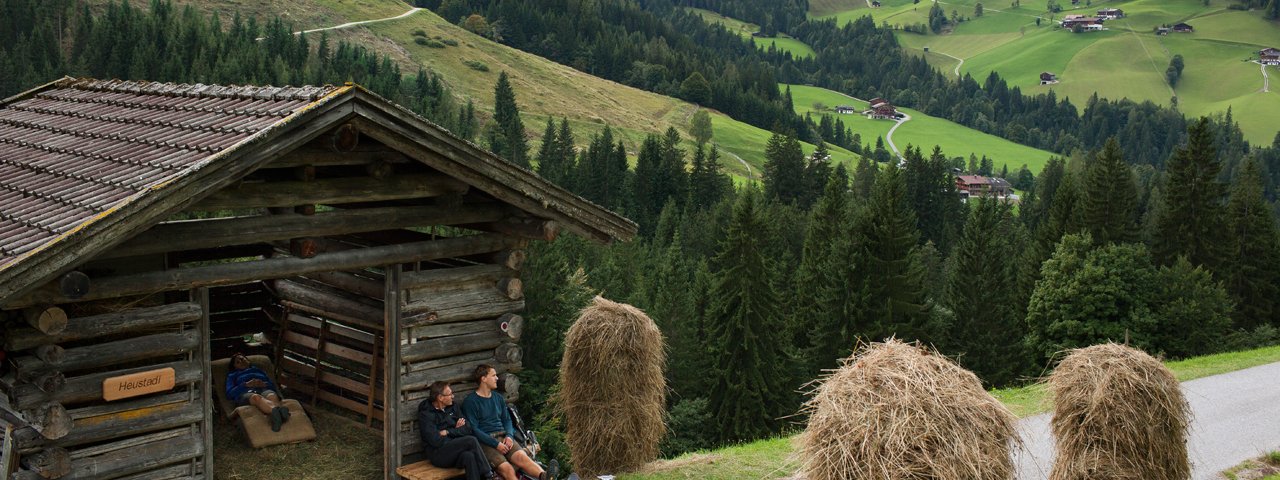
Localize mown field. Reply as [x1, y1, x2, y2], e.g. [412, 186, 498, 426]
[622, 343, 1280, 480]
[821, 0, 1280, 144]
[93, 0, 413, 30]
[786, 84, 1058, 172]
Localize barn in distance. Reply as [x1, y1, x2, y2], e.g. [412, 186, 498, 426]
[0, 77, 635, 479]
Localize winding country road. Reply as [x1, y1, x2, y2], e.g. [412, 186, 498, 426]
[1262, 62, 1271, 93]
[934, 51, 965, 77]
[1014, 361, 1280, 479]
[884, 113, 911, 162]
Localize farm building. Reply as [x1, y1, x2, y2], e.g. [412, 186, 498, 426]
[1097, 8, 1124, 19]
[1061, 16, 1103, 29]
[1261, 48, 1280, 65]
[1173, 23, 1194, 33]
[835, 105, 857, 114]
[956, 175, 1014, 199]
[1156, 27, 1170, 35]
[866, 98, 898, 120]
[0, 77, 636, 479]
[1040, 72, 1059, 85]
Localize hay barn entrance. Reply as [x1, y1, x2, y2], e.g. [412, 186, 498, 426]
[0, 78, 634, 480]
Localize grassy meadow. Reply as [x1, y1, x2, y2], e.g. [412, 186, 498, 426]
[621, 343, 1280, 480]
[786, 84, 1059, 172]
[820, 0, 1280, 144]
[95, 0, 413, 30]
[348, 9, 861, 179]
[686, 7, 817, 58]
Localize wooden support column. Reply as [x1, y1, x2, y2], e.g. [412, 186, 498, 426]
[383, 264, 403, 478]
[194, 288, 214, 480]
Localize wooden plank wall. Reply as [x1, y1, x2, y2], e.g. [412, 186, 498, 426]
[392, 257, 527, 462]
[272, 272, 387, 427]
[0, 299, 212, 479]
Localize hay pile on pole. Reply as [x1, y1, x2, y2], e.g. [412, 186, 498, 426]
[1048, 343, 1190, 480]
[799, 339, 1019, 480]
[557, 297, 666, 476]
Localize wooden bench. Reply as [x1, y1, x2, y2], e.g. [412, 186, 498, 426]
[395, 461, 465, 480]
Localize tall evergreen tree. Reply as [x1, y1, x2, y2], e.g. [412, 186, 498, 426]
[689, 145, 731, 210]
[1151, 118, 1227, 271]
[631, 134, 666, 232]
[945, 198, 1026, 386]
[1081, 138, 1139, 245]
[1224, 158, 1280, 330]
[904, 145, 963, 252]
[799, 141, 832, 209]
[853, 155, 877, 200]
[794, 173, 854, 375]
[707, 190, 789, 443]
[489, 71, 530, 168]
[762, 129, 806, 204]
[859, 167, 930, 343]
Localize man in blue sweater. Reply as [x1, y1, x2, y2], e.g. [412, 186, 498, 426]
[226, 353, 290, 432]
[460, 365, 549, 480]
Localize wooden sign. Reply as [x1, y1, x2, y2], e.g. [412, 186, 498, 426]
[102, 368, 175, 401]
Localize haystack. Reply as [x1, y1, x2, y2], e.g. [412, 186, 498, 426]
[800, 340, 1019, 480]
[557, 297, 666, 476]
[1048, 343, 1190, 480]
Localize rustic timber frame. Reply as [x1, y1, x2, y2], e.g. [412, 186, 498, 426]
[0, 78, 636, 479]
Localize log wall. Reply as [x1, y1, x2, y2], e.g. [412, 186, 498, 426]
[0, 297, 213, 480]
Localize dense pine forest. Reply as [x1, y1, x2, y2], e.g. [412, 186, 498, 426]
[6, 0, 1280, 473]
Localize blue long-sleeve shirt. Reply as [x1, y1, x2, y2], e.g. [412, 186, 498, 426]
[225, 366, 278, 401]
[460, 391, 513, 448]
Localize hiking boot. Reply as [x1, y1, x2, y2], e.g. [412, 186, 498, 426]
[543, 459, 559, 480]
[269, 407, 284, 432]
[277, 405, 291, 423]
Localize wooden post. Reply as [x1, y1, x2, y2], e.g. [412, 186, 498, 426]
[498, 314, 523, 341]
[23, 307, 67, 335]
[19, 446, 68, 479]
[383, 264, 403, 479]
[194, 289, 214, 480]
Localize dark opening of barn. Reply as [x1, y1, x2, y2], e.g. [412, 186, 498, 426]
[0, 78, 636, 480]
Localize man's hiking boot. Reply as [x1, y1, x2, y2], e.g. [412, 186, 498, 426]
[269, 406, 290, 432]
[541, 459, 559, 480]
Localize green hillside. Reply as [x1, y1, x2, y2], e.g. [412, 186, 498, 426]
[787, 84, 1059, 173]
[686, 8, 817, 58]
[346, 9, 857, 178]
[822, 0, 1280, 144]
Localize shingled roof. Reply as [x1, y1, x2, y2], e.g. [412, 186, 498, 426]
[0, 77, 636, 305]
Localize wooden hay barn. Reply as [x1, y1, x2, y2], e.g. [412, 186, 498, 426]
[0, 77, 636, 479]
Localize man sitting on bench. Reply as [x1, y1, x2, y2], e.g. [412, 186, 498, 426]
[226, 353, 290, 432]
[418, 381, 492, 480]
[461, 365, 550, 480]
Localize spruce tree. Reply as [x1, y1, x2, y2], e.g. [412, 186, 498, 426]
[945, 198, 1025, 386]
[689, 145, 731, 210]
[762, 129, 806, 204]
[535, 118, 559, 179]
[1224, 158, 1280, 330]
[631, 134, 665, 233]
[904, 145, 963, 252]
[800, 141, 832, 208]
[707, 191, 789, 443]
[859, 167, 930, 343]
[794, 173, 853, 375]
[489, 71, 530, 168]
[853, 155, 877, 200]
[1081, 138, 1139, 245]
[1151, 118, 1227, 271]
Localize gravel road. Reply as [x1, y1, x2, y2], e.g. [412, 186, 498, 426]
[1015, 361, 1280, 479]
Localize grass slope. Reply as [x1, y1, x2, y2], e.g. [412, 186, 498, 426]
[823, 0, 1280, 144]
[623, 343, 1280, 480]
[787, 84, 1058, 172]
[686, 8, 816, 59]
[107, 0, 412, 30]
[348, 9, 857, 178]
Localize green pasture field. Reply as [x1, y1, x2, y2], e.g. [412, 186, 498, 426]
[786, 84, 1057, 172]
[621, 343, 1280, 480]
[356, 9, 857, 180]
[686, 8, 816, 58]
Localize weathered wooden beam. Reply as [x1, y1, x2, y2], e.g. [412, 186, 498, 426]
[23, 307, 67, 335]
[384, 264, 404, 476]
[33, 345, 64, 364]
[461, 217, 559, 242]
[498, 313, 523, 341]
[303, 270, 384, 300]
[495, 343, 522, 365]
[266, 145, 411, 168]
[167, 244, 275, 266]
[189, 173, 470, 211]
[19, 446, 69, 479]
[26, 372, 65, 396]
[282, 330, 374, 365]
[401, 332, 505, 365]
[404, 318, 499, 342]
[403, 285, 525, 323]
[20, 402, 72, 440]
[10, 234, 521, 308]
[55, 400, 201, 449]
[5, 303, 202, 351]
[497, 278, 523, 300]
[102, 203, 507, 260]
[400, 264, 514, 291]
[403, 300, 524, 327]
[280, 357, 377, 397]
[60, 433, 201, 480]
[501, 373, 520, 398]
[12, 361, 200, 410]
[13, 332, 199, 378]
[273, 279, 383, 327]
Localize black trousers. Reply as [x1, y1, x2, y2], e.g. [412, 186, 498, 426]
[429, 436, 492, 480]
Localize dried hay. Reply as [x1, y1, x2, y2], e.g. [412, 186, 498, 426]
[557, 296, 666, 476]
[800, 339, 1019, 480]
[1048, 343, 1190, 480]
